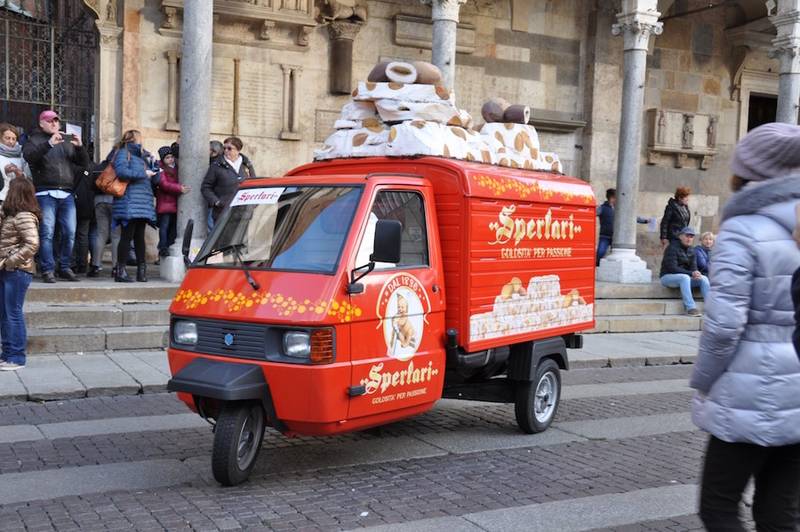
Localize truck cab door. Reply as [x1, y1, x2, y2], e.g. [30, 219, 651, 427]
[347, 186, 446, 419]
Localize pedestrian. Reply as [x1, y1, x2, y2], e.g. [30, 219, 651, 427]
[202, 136, 255, 224]
[206, 140, 224, 233]
[0, 178, 41, 371]
[155, 146, 189, 260]
[22, 110, 88, 282]
[0, 123, 31, 205]
[89, 151, 120, 278]
[695, 231, 714, 277]
[111, 130, 157, 283]
[691, 122, 800, 531]
[659, 226, 708, 316]
[596, 188, 615, 266]
[659, 186, 691, 247]
[71, 163, 94, 274]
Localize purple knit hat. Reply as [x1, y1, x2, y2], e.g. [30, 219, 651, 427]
[730, 122, 800, 181]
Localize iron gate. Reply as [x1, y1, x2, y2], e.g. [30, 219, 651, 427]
[0, 1, 97, 151]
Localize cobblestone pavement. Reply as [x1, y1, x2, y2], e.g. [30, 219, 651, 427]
[0, 364, 743, 532]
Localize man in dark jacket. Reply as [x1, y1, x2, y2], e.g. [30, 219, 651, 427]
[659, 226, 709, 316]
[596, 188, 615, 266]
[23, 110, 88, 282]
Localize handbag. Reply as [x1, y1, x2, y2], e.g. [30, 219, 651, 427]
[95, 151, 128, 198]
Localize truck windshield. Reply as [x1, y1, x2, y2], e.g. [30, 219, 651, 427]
[194, 186, 362, 274]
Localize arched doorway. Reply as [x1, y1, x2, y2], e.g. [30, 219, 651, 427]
[0, 0, 98, 153]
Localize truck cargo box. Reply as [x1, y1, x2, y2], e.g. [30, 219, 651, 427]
[289, 157, 596, 353]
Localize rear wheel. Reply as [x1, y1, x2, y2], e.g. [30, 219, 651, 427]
[212, 402, 265, 486]
[514, 358, 561, 434]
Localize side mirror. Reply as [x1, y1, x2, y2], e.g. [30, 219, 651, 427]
[370, 219, 402, 264]
[182, 219, 194, 267]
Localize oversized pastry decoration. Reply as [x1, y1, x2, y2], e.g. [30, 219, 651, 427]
[315, 60, 563, 174]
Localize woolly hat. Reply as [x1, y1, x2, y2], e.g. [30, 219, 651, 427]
[730, 122, 800, 182]
[157, 146, 173, 161]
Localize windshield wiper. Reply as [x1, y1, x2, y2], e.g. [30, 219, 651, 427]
[231, 245, 260, 291]
[195, 243, 260, 291]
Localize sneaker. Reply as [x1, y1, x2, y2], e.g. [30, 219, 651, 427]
[687, 308, 702, 317]
[56, 268, 80, 282]
[0, 361, 25, 371]
[41, 271, 56, 283]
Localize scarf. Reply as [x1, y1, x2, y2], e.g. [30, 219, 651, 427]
[0, 143, 23, 159]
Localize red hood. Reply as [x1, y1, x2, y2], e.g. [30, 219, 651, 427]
[169, 267, 361, 325]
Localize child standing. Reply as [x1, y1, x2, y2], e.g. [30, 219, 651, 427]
[0, 178, 40, 371]
[155, 146, 189, 260]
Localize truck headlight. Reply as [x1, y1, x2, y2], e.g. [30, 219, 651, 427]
[173, 320, 198, 345]
[283, 331, 311, 358]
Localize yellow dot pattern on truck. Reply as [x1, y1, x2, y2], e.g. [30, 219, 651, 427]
[173, 289, 363, 322]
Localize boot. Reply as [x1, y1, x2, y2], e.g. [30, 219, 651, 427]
[115, 263, 133, 283]
[136, 263, 147, 282]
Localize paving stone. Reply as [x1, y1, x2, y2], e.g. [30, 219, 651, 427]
[16, 357, 85, 401]
[59, 354, 141, 397]
[107, 352, 169, 392]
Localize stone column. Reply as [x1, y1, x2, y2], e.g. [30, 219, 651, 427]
[161, 1, 213, 282]
[769, 0, 800, 124]
[421, 0, 466, 89]
[328, 20, 363, 94]
[596, 1, 662, 284]
[94, 21, 123, 159]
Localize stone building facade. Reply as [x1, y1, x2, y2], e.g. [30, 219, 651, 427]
[43, 0, 785, 270]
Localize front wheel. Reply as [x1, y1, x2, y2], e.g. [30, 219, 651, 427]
[211, 402, 266, 486]
[514, 358, 561, 434]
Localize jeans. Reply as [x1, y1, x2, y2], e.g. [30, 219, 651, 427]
[157, 213, 177, 256]
[660, 273, 709, 310]
[700, 435, 800, 531]
[37, 194, 77, 273]
[92, 202, 120, 268]
[0, 270, 32, 365]
[596, 235, 612, 266]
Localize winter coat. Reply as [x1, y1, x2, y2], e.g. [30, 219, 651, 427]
[659, 197, 690, 241]
[73, 166, 95, 221]
[690, 175, 800, 446]
[22, 128, 89, 191]
[0, 212, 40, 274]
[792, 267, 800, 360]
[597, 201, 614, 238]
[0, 144, 31, 202]
[695, 245, 711, 276]
[659, 240, 697, 277]
[111, 144, 156, 225]
[156, 162, 182, 215]
[201, 155, 255, 220]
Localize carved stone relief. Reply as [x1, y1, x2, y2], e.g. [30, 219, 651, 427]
[646, 108, 718, 170]
[158, 0, 316, 50]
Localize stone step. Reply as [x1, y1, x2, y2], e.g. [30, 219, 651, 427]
[24, 302, 170, 329]
[26, 279, 178, 305]
[596, 282, 704, 300]
[595, 299, 704, 317]
[27, 325, 169, 355]
[589, 315, 702, 334]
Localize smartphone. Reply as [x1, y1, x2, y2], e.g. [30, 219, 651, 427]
[62, 133, 75, 142]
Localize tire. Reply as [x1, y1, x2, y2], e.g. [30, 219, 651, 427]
[211, 402, 266, 486]
[514, 358, 561, 434]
